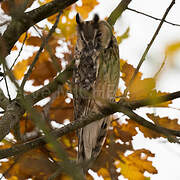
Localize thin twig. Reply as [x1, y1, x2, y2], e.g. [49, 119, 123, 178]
[33, 25, 61, 72]
[0, 31, 28, 93]
[0, 21, 11, 27]
[0, 31, 27, 83]
[154, 55, 167, 79]
[10, 31, 28, 71]
[119, 107, 180, 143]
[20, 12, 62, 90]
[124, 0, 176, 96]
[48, 167, 62, 180]
[2, 65, 11, 100]
[127, 7, 180, 27]
[0, 155, 20, 180]
[0, 57, 20, 89]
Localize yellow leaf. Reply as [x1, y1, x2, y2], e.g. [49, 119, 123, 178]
[61, 136, 71, 147]
[12, 45, 18, 51]
[116, 149, 157, 180]
[116, 27, 129, 44]
[61, 174, 72, 180]
[13, 59, 29, 80]
[18, 32, 30, 43]
[8, 176, 18, 180]
[120, 59, 127, 72]
[115, 88, 122, 102]
[122, 62, 156, 100]
[165, 41, 180, 60]
[76, 0, 99, 19]
[98, 168, 111, 180]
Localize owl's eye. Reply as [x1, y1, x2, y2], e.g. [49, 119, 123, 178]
[96, 32, 102, 38]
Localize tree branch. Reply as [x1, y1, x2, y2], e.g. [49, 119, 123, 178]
[2, 0, 77, 55]
[0, 88, 9, 109]
[127, 7, 180, 27]
[128, 91, 180, 109]
[124, 0, 176, 96]
[107, 0, 132, 26]
[20, 12, 62, 90]
[1, 91, 180, 159]
[0, 112, 104, 159]
[26, 62, 74, 105]
[0, 63, 73, 141]
[0, 101, 24, 141]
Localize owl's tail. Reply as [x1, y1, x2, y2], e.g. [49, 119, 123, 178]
[78, 117, 109, 172]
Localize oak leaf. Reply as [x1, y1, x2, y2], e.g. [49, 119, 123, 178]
[147, 113, 180, 130]
[116, 149, 157, 180]
[76, 0, 99, 19]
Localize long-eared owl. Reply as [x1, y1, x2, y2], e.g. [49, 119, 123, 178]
[72, 13, 120, 169]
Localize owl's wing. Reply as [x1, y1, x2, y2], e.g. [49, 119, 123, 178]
[76, 35, 120, 167]
[72, 47, 96, 122]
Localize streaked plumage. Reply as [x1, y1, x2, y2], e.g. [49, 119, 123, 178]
[72, 13, 120, 170]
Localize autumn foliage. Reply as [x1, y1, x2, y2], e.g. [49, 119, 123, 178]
[0, 0, 179, 179]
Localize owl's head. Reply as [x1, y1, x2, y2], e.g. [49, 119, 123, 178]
[76, 13, 113, 51]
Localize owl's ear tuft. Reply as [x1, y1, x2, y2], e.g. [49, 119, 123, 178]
[93, 14, 99, 23]
[76, 13, 82, 25]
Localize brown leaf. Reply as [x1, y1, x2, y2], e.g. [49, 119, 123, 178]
[147, 113, 180, 130]
[26, 36, 42, 46]
[122, 63, 156, 100]
[126, 118, 161, 139]
[1, 0, 34, 15]
[0, 149, 56, 179]
[19, 113, 35, 134]
[111, 120, 137, 142]
[29, 51, 59, 86]
[50, 95, 74, 123]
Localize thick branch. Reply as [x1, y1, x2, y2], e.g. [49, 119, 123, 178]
[26, 63, 74, 105]
[0, 64, 73, 141]
[0, 88, 9, 109]
[0, 104, 180, 159]
[107, 0, 132, 26]
[2, 91, 180, 158]
[128, 91, 180, 109]
[0, 112, 104, 159]
[0, 101, 24, 141]
[2, 0, 77, 54]
[25, 0, 77, 25]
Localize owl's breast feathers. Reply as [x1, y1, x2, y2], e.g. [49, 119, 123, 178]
[72, 14, 120, 170]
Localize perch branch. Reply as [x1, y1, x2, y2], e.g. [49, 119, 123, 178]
[1, 91, 180, 159]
